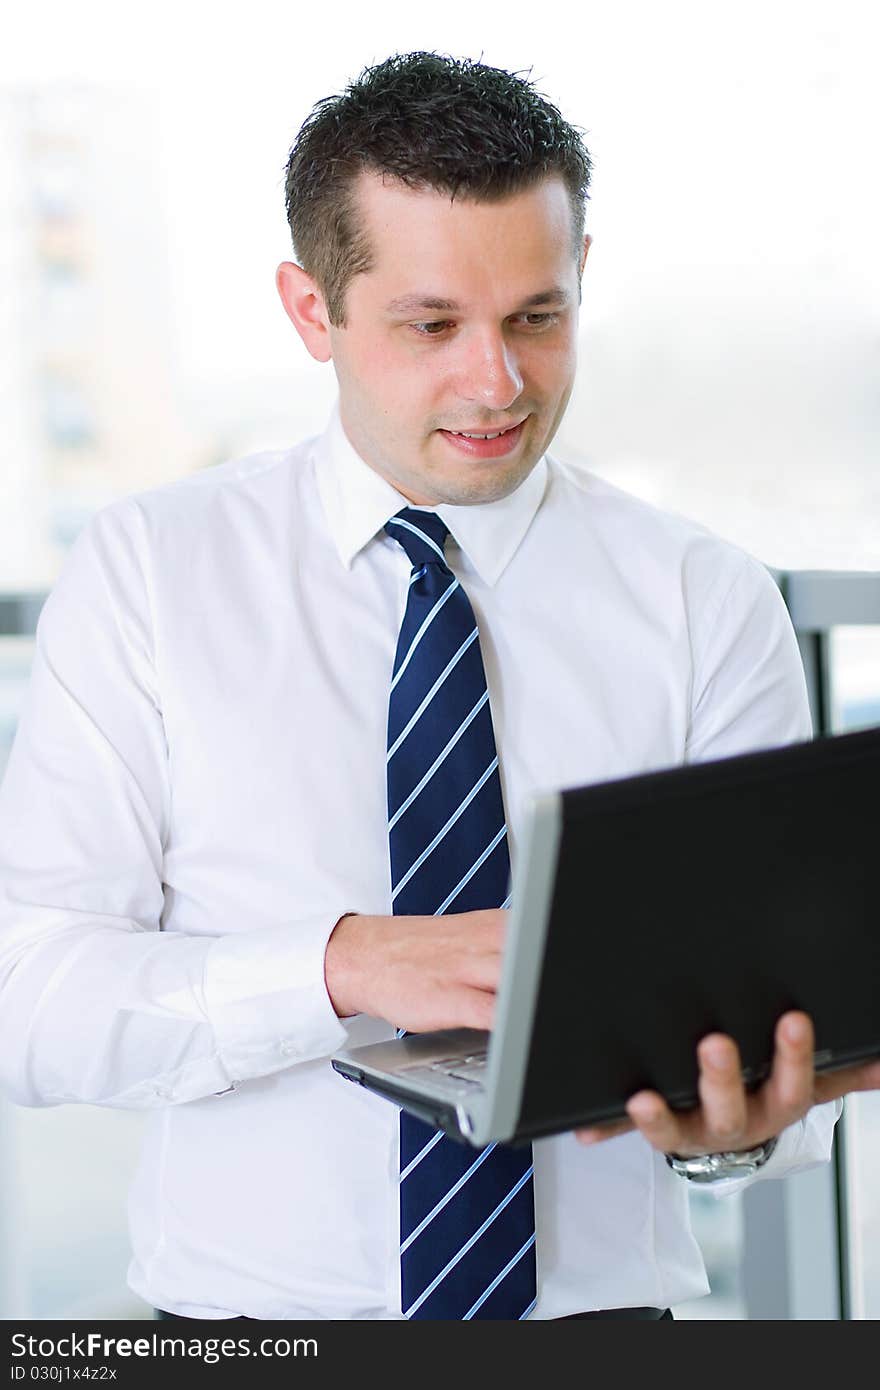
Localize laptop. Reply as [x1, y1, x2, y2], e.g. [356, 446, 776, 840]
[331, 724, 880, 1146]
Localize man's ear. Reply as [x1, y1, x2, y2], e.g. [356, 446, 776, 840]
[580, 233, 592, 275]
[276, 262, 333, 363]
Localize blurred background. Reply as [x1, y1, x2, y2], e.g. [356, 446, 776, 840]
[0, 0, 878, 1320]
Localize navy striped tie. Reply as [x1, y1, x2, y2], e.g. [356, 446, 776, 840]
[384, 507, 537, 1321]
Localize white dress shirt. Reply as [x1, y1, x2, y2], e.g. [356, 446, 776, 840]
[0, 400, 839, 1319]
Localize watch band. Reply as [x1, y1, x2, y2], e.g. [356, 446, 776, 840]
[665, 1136, 779, 1182]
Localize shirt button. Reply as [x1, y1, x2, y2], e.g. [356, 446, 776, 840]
[154, 1085, 173, 1101]
[279, 1041, 298, 1057]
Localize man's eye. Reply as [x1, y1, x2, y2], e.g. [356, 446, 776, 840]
[411, 321, 451, 336]
[408, 313, 559, 338]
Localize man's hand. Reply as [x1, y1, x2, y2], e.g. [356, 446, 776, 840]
[574, 1011, 880, 1154]
[324, 908, 506, 1033]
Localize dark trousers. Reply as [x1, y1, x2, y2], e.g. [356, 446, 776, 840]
[155, 1306, 672, 1322]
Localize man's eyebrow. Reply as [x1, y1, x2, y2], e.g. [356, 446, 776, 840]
[384, 287, 572, 314]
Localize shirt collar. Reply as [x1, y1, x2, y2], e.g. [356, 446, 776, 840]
[312, 398, 548, 587]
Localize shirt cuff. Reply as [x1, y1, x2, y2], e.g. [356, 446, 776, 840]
[700, 1099, 842, 1198]
[203, 912, 350, 1084]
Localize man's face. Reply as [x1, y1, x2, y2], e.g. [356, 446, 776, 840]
[327, 172, 589, 506]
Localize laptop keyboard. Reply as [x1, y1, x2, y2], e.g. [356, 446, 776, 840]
[441, 1051, 488, 1083]
[400, 1050, 488, 1090]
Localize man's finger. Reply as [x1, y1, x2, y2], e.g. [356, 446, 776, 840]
[814, 1055, 880, 1103]
[458, 987, 495, 1033]
[761, 1011, 815, 1124]
[461, 953, 502, 990]
[695, 1033, 749, 1147]
[624, 1091, 683, 1151]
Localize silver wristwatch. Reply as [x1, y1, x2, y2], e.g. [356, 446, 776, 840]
[665, 1136, 778, 1182]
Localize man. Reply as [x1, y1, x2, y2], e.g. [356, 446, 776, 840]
[0, 52, 877, 1323]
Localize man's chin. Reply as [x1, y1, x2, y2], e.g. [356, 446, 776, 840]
[428, 461, 538, 507]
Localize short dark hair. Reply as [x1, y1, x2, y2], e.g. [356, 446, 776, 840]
[284, 52, 593, 327]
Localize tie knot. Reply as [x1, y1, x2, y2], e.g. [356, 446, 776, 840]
[384, 508, 450, 570]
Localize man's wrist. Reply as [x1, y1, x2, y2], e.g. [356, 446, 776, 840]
[324, 912, 370, 1019]
[665, 1136, 779, 1182]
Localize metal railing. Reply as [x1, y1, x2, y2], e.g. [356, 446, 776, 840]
[756, 570, 880, 1320]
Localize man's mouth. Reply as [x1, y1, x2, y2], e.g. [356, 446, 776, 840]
[437, 418, 528, 458]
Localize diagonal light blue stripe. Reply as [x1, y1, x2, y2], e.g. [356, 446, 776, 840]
[399, 1129, 445, 1182]
[400, 1141, 497, 1254]
[391, 757, 499, 901]
[463, 1232, 537, 1319]
[434, 824, 507, 916]
[409, 565, 427, 586]
[519, 1296, 537, 1320]
[391, 578, 460, 692]
[388, 690, 490, 831]
[403, 1165, 534, 1318]
[386, 628, 479, 762]
[387, 515, 446, 562]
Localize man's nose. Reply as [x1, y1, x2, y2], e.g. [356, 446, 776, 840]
[458, 329, 524, 410]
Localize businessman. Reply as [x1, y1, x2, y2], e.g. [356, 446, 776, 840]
[1, 52, 877, 1322]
